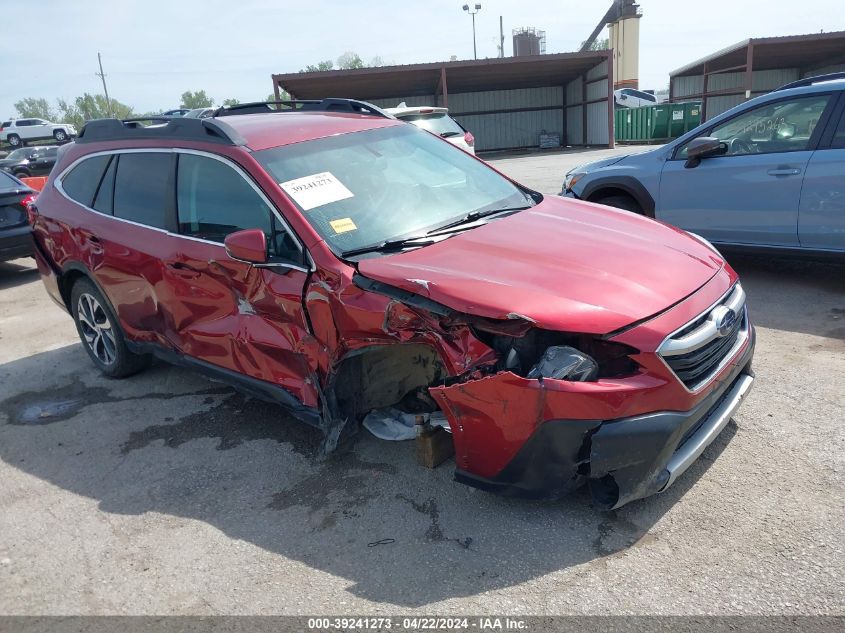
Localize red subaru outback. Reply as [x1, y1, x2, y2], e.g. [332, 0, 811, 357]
[30, 99, 755, 509]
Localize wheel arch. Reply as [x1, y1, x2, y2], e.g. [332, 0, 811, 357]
[581, 176, 656, 218]
[58, 262, 114, 317]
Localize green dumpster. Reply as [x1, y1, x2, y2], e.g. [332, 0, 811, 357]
[614, 101, 702, 143]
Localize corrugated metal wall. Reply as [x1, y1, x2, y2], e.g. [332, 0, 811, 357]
[671, 68, 803, 119]
[564, 61, 610, 146]
[361, 61, 612, 151]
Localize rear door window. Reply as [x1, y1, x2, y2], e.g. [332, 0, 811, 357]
[830, 108, 845, 149]
[61, 155, 112, 207]
[113, 152, 173, 229]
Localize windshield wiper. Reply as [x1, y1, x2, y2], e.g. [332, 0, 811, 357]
[440, 131, 462, 138]
[341, 235, 435, 258]
[426, 205, 532, 235]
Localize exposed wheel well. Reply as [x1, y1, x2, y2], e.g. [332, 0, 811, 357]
[586, 188, 643, 213]
[330, 343, 446, 419]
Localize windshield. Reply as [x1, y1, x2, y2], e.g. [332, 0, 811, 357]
[6, 149, 30, 160]
[255, 124, 530, 254]
[398, 113, 465, 137]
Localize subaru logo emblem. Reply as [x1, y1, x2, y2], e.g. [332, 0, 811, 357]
[711, 306, 737, 337]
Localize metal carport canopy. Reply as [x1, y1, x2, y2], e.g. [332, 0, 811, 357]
[273, 52, 611, 101]
[670, 31, 845, 77]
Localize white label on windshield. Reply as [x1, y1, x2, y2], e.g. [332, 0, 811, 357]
[279, 172, 353, 211]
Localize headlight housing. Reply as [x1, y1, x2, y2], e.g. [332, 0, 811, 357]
[563, 171, 585, 192]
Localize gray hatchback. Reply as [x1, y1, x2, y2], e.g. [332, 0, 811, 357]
[562, 73, 845, 256]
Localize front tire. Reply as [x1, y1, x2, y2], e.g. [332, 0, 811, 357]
[53, 129, 68, 142]
[70, 278, 150, 378]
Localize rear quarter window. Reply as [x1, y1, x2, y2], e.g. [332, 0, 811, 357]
[61, 155, 112, 207]
[1, 122, 12, 128]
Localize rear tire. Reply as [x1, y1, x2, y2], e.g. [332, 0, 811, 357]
[7, 134, 21, 148]
[12, 169, 29, 178]
[53, 129, 68, 142]
[70, 278, 150, 378]
[593, 194, 642, 215]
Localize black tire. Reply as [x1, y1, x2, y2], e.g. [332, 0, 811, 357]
[70, 277, 151, 378]
[53, 129, 68, 142]
[593, 194, 642, 214]
[7, 134, 21, 148]
[12, 170, 29, 179]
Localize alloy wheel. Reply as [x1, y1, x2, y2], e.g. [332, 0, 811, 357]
[77, 293, 117, 365]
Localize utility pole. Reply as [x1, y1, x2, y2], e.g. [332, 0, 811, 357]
[499, 15, 505, 58]
[96, 52, 113, 118]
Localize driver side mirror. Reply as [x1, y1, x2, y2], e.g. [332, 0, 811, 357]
[224, 229, 268, 264]
[684, 136, 727, 168]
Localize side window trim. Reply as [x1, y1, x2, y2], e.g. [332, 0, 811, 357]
[92, 154, 116, 215]
[670, 91, 838, 160]
[55, 148, 311, 271]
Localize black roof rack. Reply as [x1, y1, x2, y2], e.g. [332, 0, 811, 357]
[76, 116, 247, 146]
[213, 98, 395, 119]
[774, 72, 845, 92]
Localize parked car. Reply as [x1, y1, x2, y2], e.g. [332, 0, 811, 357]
[160, 108, 190, 117]
[0, 146, 59, 178]
[1, 118, 76, 147]
[183, 107, 215, 119]
[30, 100, 754, 509]
[385, 104, 475, 154]
[564, 73, 845, 256]
[614, 88, 658, 108]
[0, 171, 36, 261]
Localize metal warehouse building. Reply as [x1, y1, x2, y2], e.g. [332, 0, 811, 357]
[670, 31, 845, 121]
[272, 52, 615, 152]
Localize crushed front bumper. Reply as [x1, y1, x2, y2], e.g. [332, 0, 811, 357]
[434, 327, 755, 509]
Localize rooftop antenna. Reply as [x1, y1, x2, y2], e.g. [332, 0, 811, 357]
[96, 52, 113, 118]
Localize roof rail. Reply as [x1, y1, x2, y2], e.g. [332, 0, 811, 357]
[76, 116, 247, 146]
[774, 72, 845, 92]
[213, 98, 394, 119]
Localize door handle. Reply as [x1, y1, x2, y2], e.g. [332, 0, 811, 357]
[767, 168, 801, 176]
[167, 261, 201, 279]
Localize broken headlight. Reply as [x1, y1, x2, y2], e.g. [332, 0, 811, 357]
[481, 327, 640, 382]
[526, 346, 598, 381]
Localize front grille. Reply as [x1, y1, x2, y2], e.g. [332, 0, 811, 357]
[659, 284, 748, 390]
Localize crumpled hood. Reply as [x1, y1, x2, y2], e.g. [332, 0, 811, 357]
[357, 196, 724, 334]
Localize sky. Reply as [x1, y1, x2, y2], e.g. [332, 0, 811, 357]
[0, 0, 840, 118]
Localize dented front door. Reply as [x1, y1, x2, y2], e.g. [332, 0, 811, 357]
[159, 151, 320, 409]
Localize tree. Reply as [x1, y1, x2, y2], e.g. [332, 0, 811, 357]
[181, 90, 214, 109]
[369, 56, 386, 68]
[14, 98, 57, 120]
[57, 94, 135, 130]
[301, 60, 334, 73]
[222, 98, 240, 107]
[337, 51, 365, 70]
[580, 37, 610, 51]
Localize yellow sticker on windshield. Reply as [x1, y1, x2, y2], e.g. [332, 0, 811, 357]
[329, 218, 357, 234]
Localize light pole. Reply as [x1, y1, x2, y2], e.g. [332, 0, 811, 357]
[462, 3, 481, 60]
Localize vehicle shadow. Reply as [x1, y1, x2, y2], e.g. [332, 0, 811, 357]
[723, 254, 845, 340]
[0, 344, 736, 608]
[0, 259, 38, 291]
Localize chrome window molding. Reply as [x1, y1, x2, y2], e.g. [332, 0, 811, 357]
[54, 147, 314, 273]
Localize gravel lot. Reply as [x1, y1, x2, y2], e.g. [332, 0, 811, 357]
[0, 148, 843, 616]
